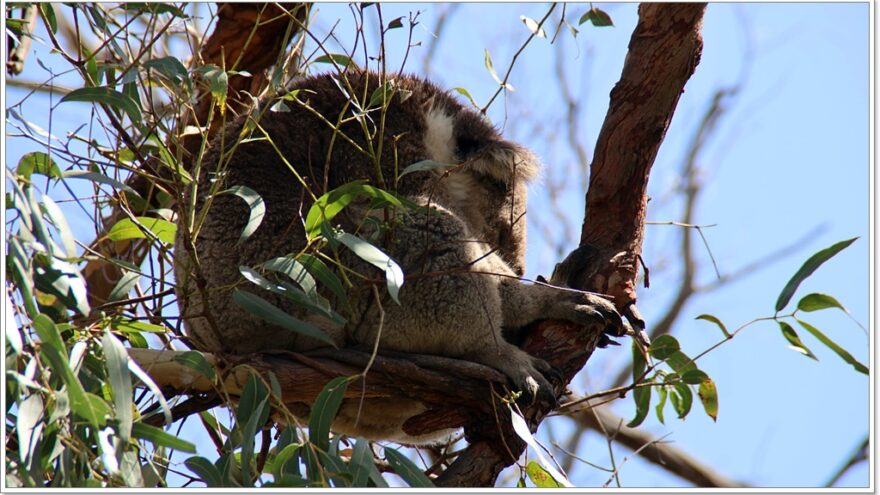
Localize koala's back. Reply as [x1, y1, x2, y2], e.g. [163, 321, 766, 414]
[174, 71, 454, 354]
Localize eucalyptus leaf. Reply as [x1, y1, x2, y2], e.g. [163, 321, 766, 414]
[775, 237, 858, 312]
[232, 290, 335, 347]
[309, 377, 350, 453]
[222, 186, 265, 243]
[384, 448, 434, 487]
[61, 86, 142, 122]
[796, 319, 868, 375]
[333, 232, 404, 304]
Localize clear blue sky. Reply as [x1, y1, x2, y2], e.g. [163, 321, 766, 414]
[5, 2, 871, 488]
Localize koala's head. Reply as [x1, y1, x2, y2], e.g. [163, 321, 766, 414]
[415, 87, 539, 275]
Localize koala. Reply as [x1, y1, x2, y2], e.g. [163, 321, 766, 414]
[173, 70, 622, 444]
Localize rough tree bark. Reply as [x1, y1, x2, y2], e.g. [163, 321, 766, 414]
[128, 2, 708, 488]
[82, 3, 308, 308]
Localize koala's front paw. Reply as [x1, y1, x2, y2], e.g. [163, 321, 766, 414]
[558, 293, 625, 339]
[486, 346, 560, 408]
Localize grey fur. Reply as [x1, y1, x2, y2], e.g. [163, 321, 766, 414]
[174, 70, 620, 444]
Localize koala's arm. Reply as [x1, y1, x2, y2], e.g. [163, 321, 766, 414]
[497, 279, 622, 332]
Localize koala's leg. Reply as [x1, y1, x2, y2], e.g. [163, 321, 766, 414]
[348, 208, 561, 405]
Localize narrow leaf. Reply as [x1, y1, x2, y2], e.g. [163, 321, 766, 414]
[173, 351, 216, 381]
[61, 86, 142, 122]
[132, 422, 197, 453]
[398, 159, 456, 178]
[309, 377, 350, 453]
[796, 319, 868, 375]
[778, 321, 817, 360]
[313, 54, 357, 68]
[776, 237, 858, 312]
[102, 331, 133, 442]
[670, 383, 693, 419]
[222, 185, 265, 243]
[232, 290, 335, 346]
[185, 456, 223, 487]
[334, 232, 404, 303]
[509, 408, 573, 487]
[696, 314, 731, 338]
[384, 448, 434, 487]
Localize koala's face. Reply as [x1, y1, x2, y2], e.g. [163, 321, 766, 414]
[420, 98, 539, 275]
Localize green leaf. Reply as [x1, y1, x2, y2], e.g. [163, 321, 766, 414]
[627, 341, 651, 427]
[17, 392, 44, 470]
[34, 256, 90, 316]
[305, 181, 407, 241]
[239, 266, 344, 326]
[348, 438, 375, 487]
[17, 151, 62, 180]
[39, 3, 57, 34]
[775, 237, 858, 312]
[525, 460, 562, 487]
[185, 456, 223, 487]
[698, 378, 718, 421]
[238, 374, 270, 486]
[312, 54, 357, 68]
[367, 82, 393, 109]
[63, 170, 139, 196]
[387, 16, 404, 29]
[132, 422, 197, 453]
[519, 15, 546, 38]
[398, 159, 456, 178]
[309, 377, 350, 454]
[648, 334, 680, 360]
[41, 195, 76, 257]
[61, 86, 142, 122]
[452, 87, 480, 109]
[334, 232, 404, 304]
[143, 56, 191, 90]
[695, 314, 731, 338]
[261, 257, 317, 294]
[483, 49, 513, 90]
[107, 271, 141, 303]
[669, 383, 693, 419]
[778, 321, 817, 360]
[107, 217, 176, 244]
[102, 331, 133, 442]
[655, 386, 668, 424]
[32, 313, 65, 356]
[272, 443, 302, 480]
[111, 318, 167, 334]
[579, 7, 614, 27]
[796, 319, 868, 375]
[298, 254, 352, 315]
[796, 293, 846, 313]
[384, 448, 433, 487]
[221, 186, 265, 243]
[680, 368, 710, 385]
[232, 290, 336, 347]
[172, 351, 216, 381]
[665, 351, 698, 374]
[200, 66, 228, 112]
